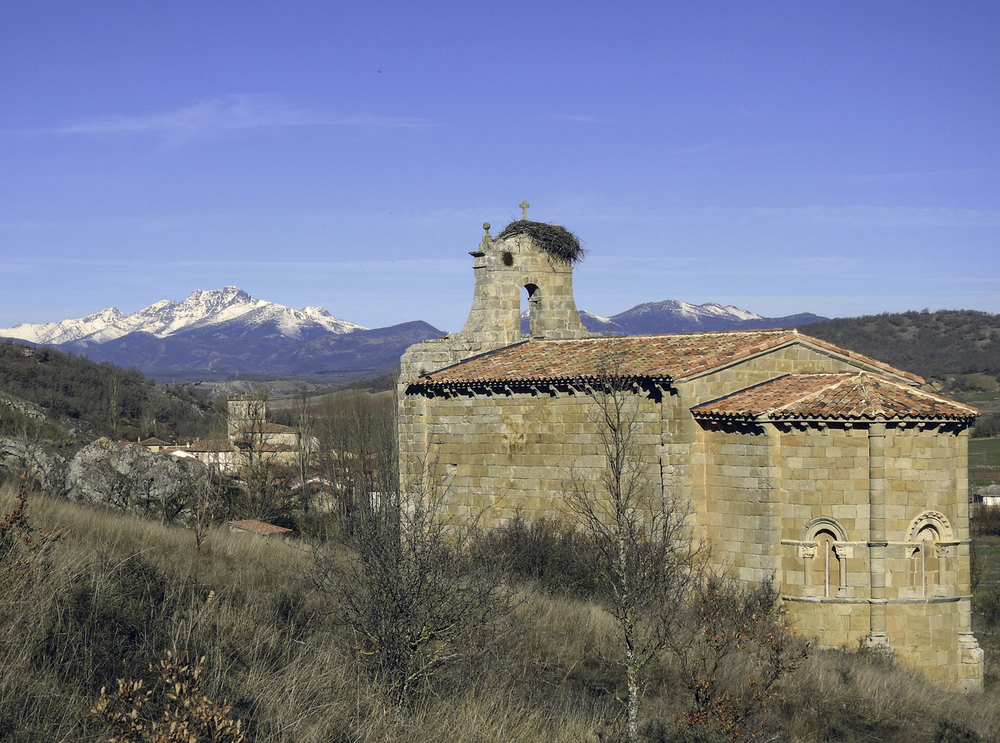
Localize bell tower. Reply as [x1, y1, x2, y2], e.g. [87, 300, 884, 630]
[459, 208, 589, 346]
[399, 204, 591, 381]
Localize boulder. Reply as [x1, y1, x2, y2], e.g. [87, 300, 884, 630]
[65, 438, 211, 521]
[0, 438, 67, 494]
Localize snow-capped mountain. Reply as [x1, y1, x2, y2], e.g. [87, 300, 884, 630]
[3, 289, 827, 379]
[0, 287, 366, 346]
[531, 300, 826, 336]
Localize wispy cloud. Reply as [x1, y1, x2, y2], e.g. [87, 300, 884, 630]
[597, 204, 1000, 228]
[42, 95, 431, 143]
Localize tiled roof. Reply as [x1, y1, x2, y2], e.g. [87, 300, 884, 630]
[406, 330, 921, 387]
[691, 372, 978, 422]
[139, 437, 170, 447]
[227, 519, 294, 536]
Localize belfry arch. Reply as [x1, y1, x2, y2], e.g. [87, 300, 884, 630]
[458, 218, 590, 350]
[523, 282, 541, 336]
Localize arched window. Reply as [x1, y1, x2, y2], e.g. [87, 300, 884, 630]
[522, 283, 540, 336]
[911, 525, 940, 597]
[905, 511, 952, 598]
[813, 530, 841, 598]
[802, 517, 849, 598]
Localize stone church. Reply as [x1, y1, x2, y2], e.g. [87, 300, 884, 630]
[398, 212, 983, 690]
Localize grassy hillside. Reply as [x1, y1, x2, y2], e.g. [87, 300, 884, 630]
[5, 481, 1000, 743]
[972, 438, 1000, 489]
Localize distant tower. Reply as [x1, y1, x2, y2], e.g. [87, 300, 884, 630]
[227, 395, 266, 438]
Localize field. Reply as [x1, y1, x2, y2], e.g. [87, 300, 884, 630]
[972, 438, 1000, 488]
[4, 483, 1000, 742]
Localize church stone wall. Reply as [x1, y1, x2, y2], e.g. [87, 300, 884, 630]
[697, 418, 977, 688]
[697, 423, 780, 584]
[399, 386, 664, 526]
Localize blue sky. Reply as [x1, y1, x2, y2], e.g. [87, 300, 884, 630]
[2, 1, 998, 332]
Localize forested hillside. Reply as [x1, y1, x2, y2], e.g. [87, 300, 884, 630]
[800, 310, 1000, 384]
[0, 340, 221, 448]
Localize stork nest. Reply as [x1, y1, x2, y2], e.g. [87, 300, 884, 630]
[497, 220, 586, 264]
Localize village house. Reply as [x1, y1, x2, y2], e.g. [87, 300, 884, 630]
[398, 212, 983, 690]
[132, 396, 305, 475]
[165, 438, 236, 472]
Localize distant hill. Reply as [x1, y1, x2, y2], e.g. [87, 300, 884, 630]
[0, 340, 217, 449]
[576, 300, 827, 335]
[798, 310, 1000, 383]
[10, 290, 999, 393]
[69, 319, 445, 378]
[521, 300, 827, 336]
[6, 290, 825, 379]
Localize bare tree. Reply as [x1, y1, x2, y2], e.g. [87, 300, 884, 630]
[565, 347, 700, 743]
[312, 449, 514, 708]
[230, 393, 288, 521]
[314, 391, 397, 531]
[293, 386, 316, 513]
[107, 372, 122, 438]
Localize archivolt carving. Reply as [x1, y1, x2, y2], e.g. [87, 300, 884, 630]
[905, 510, 953, 543]
[801, 516, 848, 543]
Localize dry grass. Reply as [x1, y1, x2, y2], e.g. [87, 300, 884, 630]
[774, 648, 1000, 742]
[4, 482, 1000, 742]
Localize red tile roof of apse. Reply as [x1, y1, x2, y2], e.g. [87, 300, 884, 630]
[406, 330, 922, 387]
[691, 372, 979, 421]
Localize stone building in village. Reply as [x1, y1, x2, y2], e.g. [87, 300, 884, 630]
[156, 395, 300, 474]
[398, 209, 983, 689]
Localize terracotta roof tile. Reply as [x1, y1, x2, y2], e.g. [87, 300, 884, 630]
[691, 372, 978, 421]
[139, 437, 170, 447]
[407, 330, 922, 387]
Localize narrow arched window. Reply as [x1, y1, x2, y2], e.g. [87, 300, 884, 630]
[912, 526, 940, 597]
[522, 283, 540, 336]
[813, 530, 840, 598]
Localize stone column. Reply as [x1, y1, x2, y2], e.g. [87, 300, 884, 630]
[956, 428, 984, 690]
[866, 419, 891, 651]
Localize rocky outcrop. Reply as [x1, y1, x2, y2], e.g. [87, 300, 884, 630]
[65, 438, 211, 521]
[0, 438, 67, 494]
[0, 391, 47, 422]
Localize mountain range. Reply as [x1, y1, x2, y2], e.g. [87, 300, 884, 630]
[576, 301, 825, 335]
[1, 288, 827, 379]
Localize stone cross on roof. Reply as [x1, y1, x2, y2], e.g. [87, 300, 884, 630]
[519, 200, 530, 220]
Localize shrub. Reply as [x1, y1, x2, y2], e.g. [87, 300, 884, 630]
[93, 650, 245, 743]
[977, 590, 1000, 629]
[39, 551, 172, 691]
[670, 575, 809, 742]
[474, 514, 603, 596]
[311, 487, 517, 708]
[972, 505, 1000, 537]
